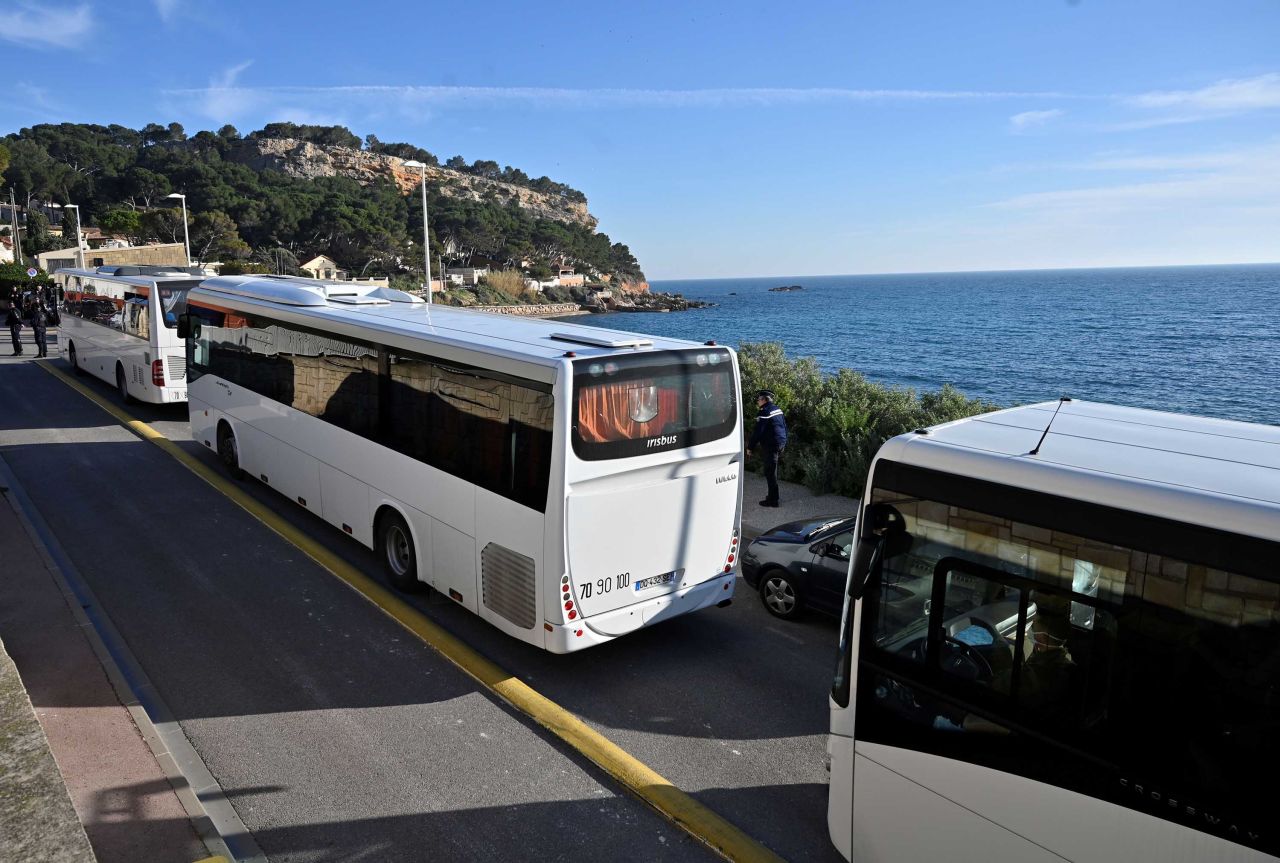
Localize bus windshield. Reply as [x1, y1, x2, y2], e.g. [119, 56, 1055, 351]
[572, 348, 737, 460]
[156, 282, 201, 329]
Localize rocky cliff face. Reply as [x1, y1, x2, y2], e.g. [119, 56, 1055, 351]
[227, 138, 597, 230]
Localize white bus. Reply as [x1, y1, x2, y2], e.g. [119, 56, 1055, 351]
[180, 275, 743, 652]
[829, 399, 1279, 862]
[57, 265, 202, 403]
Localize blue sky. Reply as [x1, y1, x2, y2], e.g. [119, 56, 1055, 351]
[2, 0, 1278, 279]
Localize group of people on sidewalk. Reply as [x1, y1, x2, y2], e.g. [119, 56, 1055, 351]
[5, 300, 56, 358]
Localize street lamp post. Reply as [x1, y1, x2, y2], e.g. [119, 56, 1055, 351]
[402, 160, 432, 304]
[166, 193, 191, 267]
[64, 203, 85, 269]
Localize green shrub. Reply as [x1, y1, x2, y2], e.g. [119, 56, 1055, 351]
[737, 342, 998, 498]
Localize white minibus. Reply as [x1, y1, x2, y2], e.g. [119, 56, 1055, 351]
[57, 265, 202, 403]
[829, 399, 1279, 862]
[180, 275, 743, 652]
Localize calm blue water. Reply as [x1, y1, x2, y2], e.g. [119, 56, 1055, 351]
[569, 264, 1280, 425]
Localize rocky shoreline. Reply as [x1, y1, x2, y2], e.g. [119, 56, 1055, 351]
[581, 291, 712, 314]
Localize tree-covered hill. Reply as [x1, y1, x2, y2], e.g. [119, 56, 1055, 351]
[1, 122, 643, 283]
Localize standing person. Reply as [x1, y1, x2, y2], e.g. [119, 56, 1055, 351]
[746, 389, 788, 507]
[5, 303, 23, 356]
[30, 301, 49, 358]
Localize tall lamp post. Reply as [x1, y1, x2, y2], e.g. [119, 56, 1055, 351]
[64, 203, 86, 269]
[402, 160, 432, 304]
[166, 193, 192, 267]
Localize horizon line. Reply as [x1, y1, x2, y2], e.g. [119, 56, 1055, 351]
[649, 260, 1280, 282]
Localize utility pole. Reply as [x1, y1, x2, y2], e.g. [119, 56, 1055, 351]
[8, 188, 21, 267]
[402, 160, 432, 303]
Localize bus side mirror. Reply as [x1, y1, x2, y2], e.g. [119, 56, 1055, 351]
[177, 313, 200, 339]
[847, 504, 912, 600]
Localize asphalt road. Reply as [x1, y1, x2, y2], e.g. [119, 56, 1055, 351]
[0, 344, 844, 863]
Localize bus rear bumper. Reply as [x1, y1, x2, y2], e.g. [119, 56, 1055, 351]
[544, 571, 737, 653]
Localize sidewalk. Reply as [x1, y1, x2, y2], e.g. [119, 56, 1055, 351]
[0, 459, 211, 862]
[739, 469, 859, 541]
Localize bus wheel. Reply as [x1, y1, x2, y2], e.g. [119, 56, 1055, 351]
[68, 343, 84, 376]
[216, 423, 245, 481]
[378, 512, 423, 593]
[760, 569, 802, 620]
[115, 364, 134, 404]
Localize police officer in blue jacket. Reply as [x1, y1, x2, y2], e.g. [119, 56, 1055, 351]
[747, 389, 788, 507]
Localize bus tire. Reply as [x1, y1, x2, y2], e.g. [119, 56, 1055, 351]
[68, 342, 84, 376]
[377, 511, 423, 593]
[760, 568, 803, 620]
[216, 422, 245, 481]
[115, 363, 134, 404]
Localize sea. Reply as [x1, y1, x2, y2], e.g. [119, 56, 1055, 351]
[567, 264, 1280, 426]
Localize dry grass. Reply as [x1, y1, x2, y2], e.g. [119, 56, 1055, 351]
[482, 269, 528, 300]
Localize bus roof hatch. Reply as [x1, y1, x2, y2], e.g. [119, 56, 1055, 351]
[550, 332, 654, 349]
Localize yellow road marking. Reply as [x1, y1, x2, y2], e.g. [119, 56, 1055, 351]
[37, 361, 787, 863]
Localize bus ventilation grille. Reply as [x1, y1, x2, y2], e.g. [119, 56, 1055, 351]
[168, 357, 187, 381]
[481, 543, 537, 630]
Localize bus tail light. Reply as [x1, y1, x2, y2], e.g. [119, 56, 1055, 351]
[722, 528, 739, 572]
[151, 359, 165, 386]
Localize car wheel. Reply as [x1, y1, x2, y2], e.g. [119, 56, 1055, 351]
[68, 342, 84, 376]
[760, 568, 802, 620]
[216, 422, 245, 481]
[115, 364, 133, 403]
[378, 511, 424, 593]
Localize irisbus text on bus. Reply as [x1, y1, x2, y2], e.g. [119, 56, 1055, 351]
[179, 275, 743, 652]
[828, 400, 1280, 862]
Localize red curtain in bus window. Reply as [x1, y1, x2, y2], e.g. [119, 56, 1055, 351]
[578, 380, 680, 443]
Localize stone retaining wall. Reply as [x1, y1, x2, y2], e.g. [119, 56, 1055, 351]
[476, 303, 583, 317]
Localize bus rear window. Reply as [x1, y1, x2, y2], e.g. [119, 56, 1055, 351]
[572, 348, 737, 460]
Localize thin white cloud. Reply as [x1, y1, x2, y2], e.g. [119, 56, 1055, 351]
[1009, 109, 1064, 132]
[0, 2, 92, 49]
[166, 83, 1083, 112]
[197, 60, 255, 120]
[1130, 72, 1280, 112]
[6, 81, 65, 121]
[1108, 72, 1280, 129]
[1079, 148, 1262, 172]
[985, 142, 1280, 212]
[154, 0, 178, 22]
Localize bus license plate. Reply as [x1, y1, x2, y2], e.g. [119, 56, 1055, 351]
[636, 571, 676, 591]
